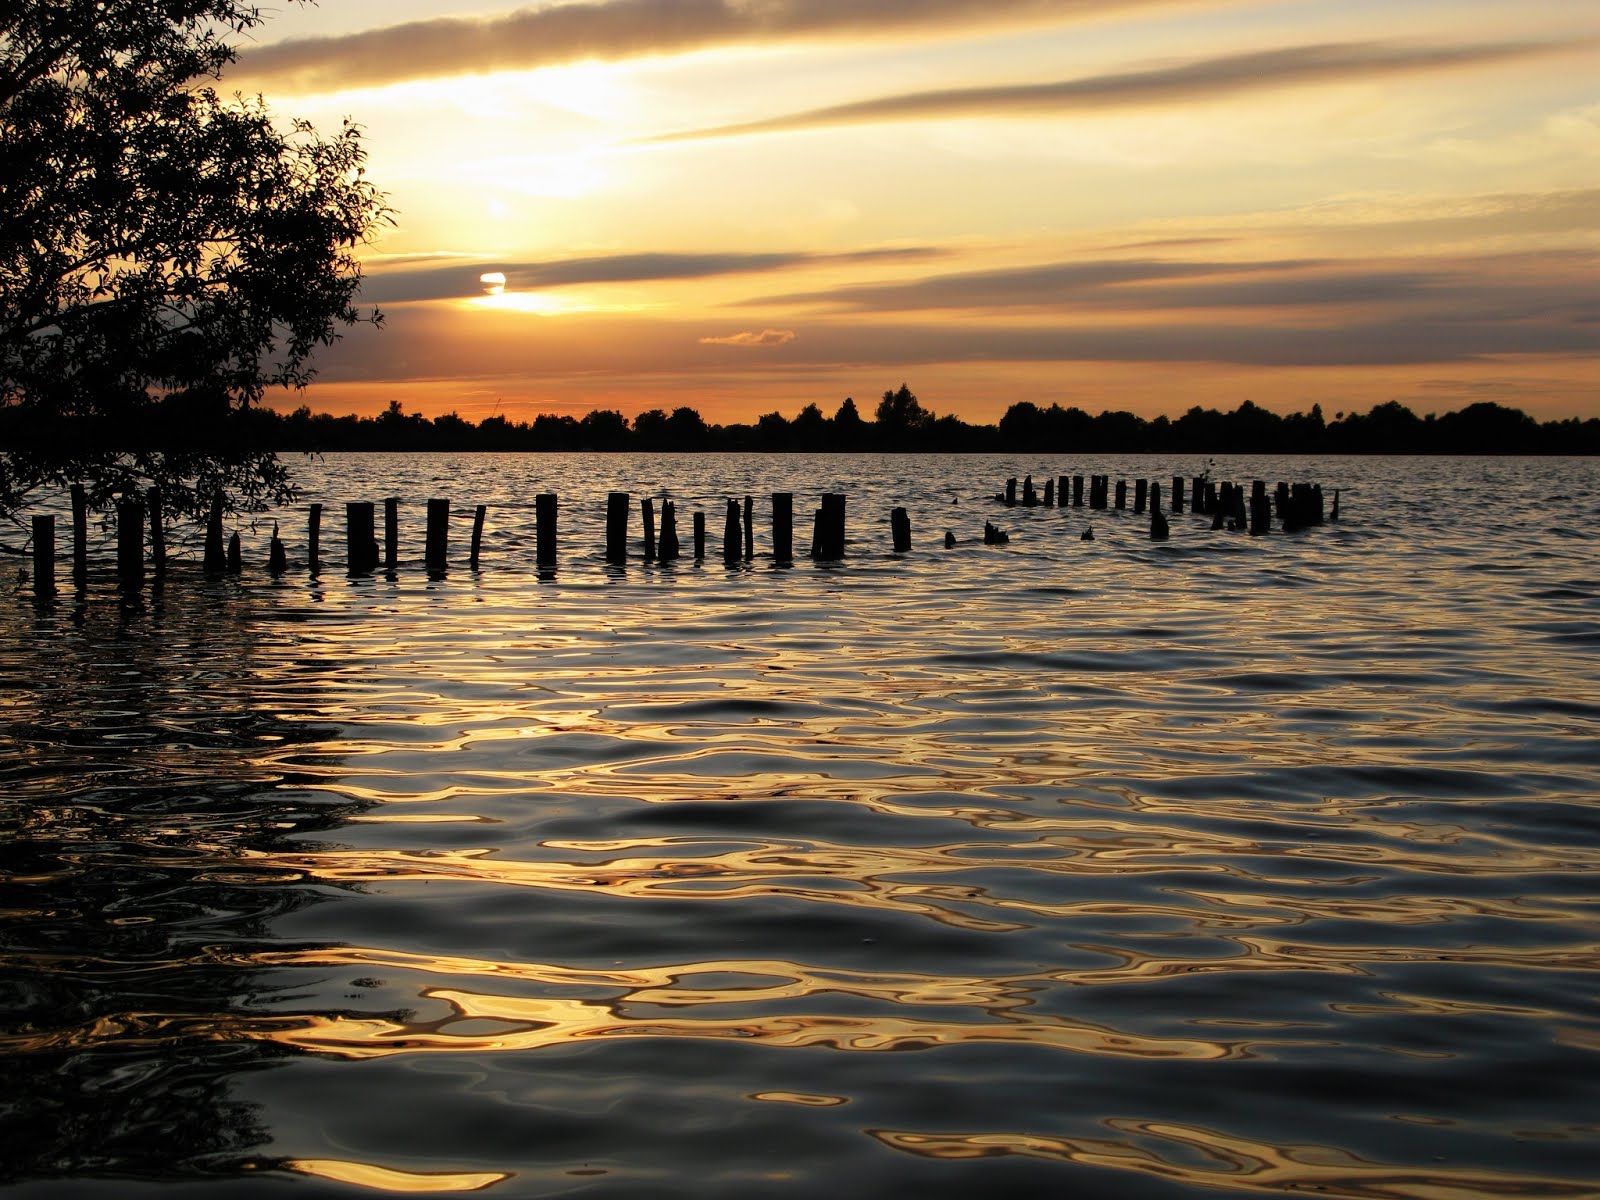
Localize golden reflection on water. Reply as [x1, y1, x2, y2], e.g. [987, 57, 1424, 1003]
[284, 1158, 509, 1192]
[871, 1121, 1597, 1198]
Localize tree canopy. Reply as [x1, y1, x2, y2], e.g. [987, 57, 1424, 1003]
[0, 0, 388, 526]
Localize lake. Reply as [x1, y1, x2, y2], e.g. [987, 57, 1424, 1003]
[3, 452, 1598, 1198]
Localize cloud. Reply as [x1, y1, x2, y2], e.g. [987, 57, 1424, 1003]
[358, 246, 941, 305]
[652, 39, 1581, 141]
[699, 329, 797, 346]
[233, 0, 1172, 94]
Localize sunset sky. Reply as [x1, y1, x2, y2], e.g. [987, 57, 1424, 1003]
[229, 0, 1600, 425]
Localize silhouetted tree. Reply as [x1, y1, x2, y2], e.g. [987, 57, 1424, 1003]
[0, 0, 388, 527]
[832, 397, 866, 449]
[875, 383, 932, 446]
[578, 408, 630, 449]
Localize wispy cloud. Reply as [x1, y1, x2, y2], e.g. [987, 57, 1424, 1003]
[360, 246, 941, 305]
[652, 39, 1579, 141]
[233, 0, 1174, 93]
[699, 329, 798, 346]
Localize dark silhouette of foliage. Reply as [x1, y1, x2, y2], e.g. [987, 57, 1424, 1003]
[0, 0, 389, 527]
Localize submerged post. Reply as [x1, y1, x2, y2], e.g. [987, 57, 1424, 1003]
[308, 503, 323, 574]
[269, 522, 288, 574]
[743, 496, 754, 560]
[470, 505, 486, 568]
[70, 483, 88, 588]
[642, 498, 657, 561]
[659, 501, 680, 561]
[772, 492, 793, 563]
[117, 495, 144, 590]
[820, 493, 846, 559]
[1135, 478, 1148, 514]
[385, 497, 400, 570]
[227, 531, 241, 574]
[1115, 480, 1127, 510]
[606, 492, 629, 563]
[346, 501, 377, 574]
[1022, 475, 1037, 507]
[32, 514, 55, 598]
[1043, 477, 1055, 507]
[147, 489, 165, 580]
[693, 510, 706, 559]
[723, 499, 741, 562]
[426, 498, 449, 573]
[204, 494, 226, 573]
[1171, 476, 1184, 514]
[891, 506, 911, 553]
[1072, 475, 1084, 507]
[536, 492, 557, 566]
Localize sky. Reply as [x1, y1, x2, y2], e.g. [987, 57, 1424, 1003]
[227, 0, 1600, 426]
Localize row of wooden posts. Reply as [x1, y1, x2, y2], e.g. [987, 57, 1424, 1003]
[26, 475, 1333, 596]
[996, 473, 1335, 540]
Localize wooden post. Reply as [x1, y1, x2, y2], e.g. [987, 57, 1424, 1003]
[1151, 506, 1169, 540]
[642, 498, 657, 560]
[269, 522, 288, 574]
[1004, 477, 1017, 507]
[693, 510, 706, 559]
[1331, 489, 1341, 521]
[723, 499, 741, 561]
[146, 489, 165, 579]
[470, 505, 486, 567]
[891, 506, 911, 552]
[227, 531, 241, 574]
[32, 514, 55, 597]
[659, 501, 680, 561]
[1043, 477, 1055, 507]
[1250, 493, 1271, 536]
[606, 492, 629, 563]
[809, 507, 824, 558]
[743, 495, 754, 560]
[308, 503, 323, 574]
[1151, 481, 1162, 513]
[1204, 481, 1217, 514]
[1057, 477, 1069, 509]
[385, 497, 400, 569]
[1115, 480, 1127, 509]
[346, 501, 377, 574]
[117, 495, 144, 590]
[772, 492, 793, 562]
[1313, 484, 1325, 525]
[536, 492, 557, 566]
[1022, 475, 1037, 507]
[204, 494, 226, 573]
[1072, 475, 1084, 507]
[1194, 477, 1207, 513]
[426, 498, 449, 573]
[1171, 476, 1184, 514]
[70, 483, 88, 588]
[821, 492, 846, 559]
[1134, 478, 1148, 513]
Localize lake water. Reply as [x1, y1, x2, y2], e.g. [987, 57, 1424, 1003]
[4, 453, 1599, 1198]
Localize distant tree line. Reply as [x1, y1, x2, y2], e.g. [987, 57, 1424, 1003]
[7, 386, 1594, 458]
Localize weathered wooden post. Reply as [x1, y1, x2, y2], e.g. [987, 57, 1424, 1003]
[1193, 477, 1206, 513]
[385, 498, 400, 569]
[1250, 492, 1271, 535]
[1204, 481, 1217, 514]
[346, 501, 377, 574]
[891, 506, 911, 552]
[70, 483, 88, 588]
[642, 498, 657, 560]
[1043, 477, 1055, 507]
[809, 507, 824, 558]
[470, 505, 486, 568]
[117, 495, 144, 590]
[660, 501, 680, 561]
[1134, 478, 1148, 513]
[1093, 475, 1108, 510]
[1211, 502, 1226, 531]
[426, 498, 449, 573]
[743, 495, 754, 560]
[821, 492, 846, 559]
[535, 492, 557, 566]
[1022, 475, 1037, 507]
[1313, 484, 1325, 525]
[32, 515, 55, 598]
[269, 523, 288, 574]
[606, 492, 629, 563]
[1115, 480, 1127, 509]
[1331, 489, 1341, 521]
[1072, 475, 1084, 507]
[1274, 482, 1289, 519]
[1057, 476, 1069, 509]
[1151, 506, 1169, 540]
[204, 494, 226, 573]
[1151, 480, 1162, 514]
[693, 510, 706, 559]
[1005, 477, 1018, 507]
[227, 531, 241, 574]
[723, 499, 741, 562]
[772, 492, 793, 562]
[146, 489, 165, 580]
[1171, 476, 1184, 514]
[308, 503, 323, 574]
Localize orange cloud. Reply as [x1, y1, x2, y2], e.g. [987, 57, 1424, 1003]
[698, 329, 798, 347]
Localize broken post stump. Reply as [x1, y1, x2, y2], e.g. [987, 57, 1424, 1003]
[426, 498, 449, 573]
[660, 501, 680, 561]
[269, 523, 288, 574]
[642, 498, 657, 561]
[606, 492, 629, 563]
[385, 498, 400, 569]
[743, 495, 754, 560]
[117, 495, 144, 590]
[204, 494, 226, 574]
[470, 505, 486, 568]
[536, 492, 557, 566]
[891, 506, 911, 553]
[1171, 476, 1184, 514]
[693, 510, 706, 559]
[32, 515, 55, 598]
[227, 531, 241, 574]
[772, 492, 793, 562]
[723, 499, 741, 562]
[346, 501, 377, 574]
[308, 503, 323, 574]
[1135, 478, 1148, 514]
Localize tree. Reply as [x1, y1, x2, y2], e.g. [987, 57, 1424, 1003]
[0, 0, 389, 527]
[874, 383, 931, 446]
